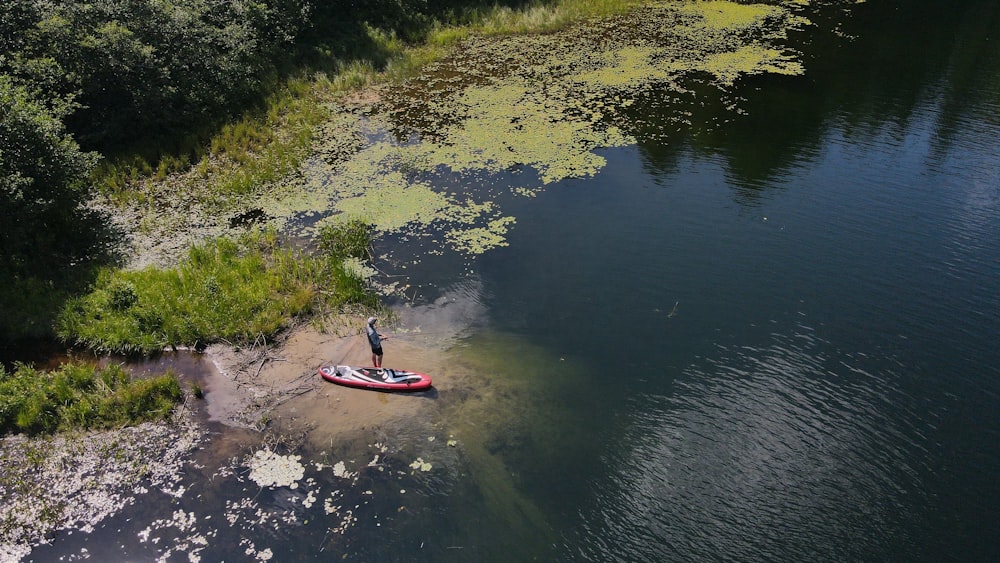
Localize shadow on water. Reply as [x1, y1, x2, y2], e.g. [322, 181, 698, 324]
[625, 0, 1000, 209]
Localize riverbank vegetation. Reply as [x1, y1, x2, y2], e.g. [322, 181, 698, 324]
[2, 0, 646, 347]
[57, 224, 376, 356]
[0, 362, 182, 436]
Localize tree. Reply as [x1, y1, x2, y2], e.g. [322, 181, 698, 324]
[0, 75, 100, 274]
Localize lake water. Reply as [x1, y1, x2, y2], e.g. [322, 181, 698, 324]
[25, 0, 1000, 561]
[388, 1, 1000, 560]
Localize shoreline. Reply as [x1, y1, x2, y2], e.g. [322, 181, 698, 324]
[0, 313, 444, 560]
[203, 317, 445, 438]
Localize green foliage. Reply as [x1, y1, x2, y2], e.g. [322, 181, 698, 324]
[56, 228, 374, 355]
[0, 76, 103, 271]
[0, 75, 116, 342]
[0, 362, 182, 436]
[1, 0, 309, 151]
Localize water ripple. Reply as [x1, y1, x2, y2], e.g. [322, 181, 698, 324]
[577, 328, 938, 561]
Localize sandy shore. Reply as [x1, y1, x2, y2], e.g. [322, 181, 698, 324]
[202, 315, 449, 441]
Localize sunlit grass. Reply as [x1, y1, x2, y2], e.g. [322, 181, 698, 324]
[56, 228, 377, 356]
[429, 0, 644, 42]
[0, 362, 182, 436]
[95, 76, 330, 206]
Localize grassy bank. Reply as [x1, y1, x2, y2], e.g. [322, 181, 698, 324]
[57, 224, 377, 356]
[0, 362, 182, 436]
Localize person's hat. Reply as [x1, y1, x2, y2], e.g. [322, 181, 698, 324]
[367, 317, 377, 325]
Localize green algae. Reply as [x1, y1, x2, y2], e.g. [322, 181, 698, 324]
[703, 44, 805, 85]
[680, 1, 785, 31]
[445, 216, 518, 254]
[279, 0, 815, 258]
[571, 46, 690, 91]
[413, 81, 633, 184]
[334, 177, 450, 232]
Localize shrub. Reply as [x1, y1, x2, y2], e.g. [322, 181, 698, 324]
[317, 219, 372, 260]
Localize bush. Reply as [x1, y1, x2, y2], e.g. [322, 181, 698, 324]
[0, 76, 103, 273]
[317, 219, 372, 260]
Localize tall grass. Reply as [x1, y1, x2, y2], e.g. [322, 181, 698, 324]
[428, 0, 644, 43]
[0, 362, 182, 436]
[95, 76, 330, 205]
[317, 219, 372, 261]
[56, 228, 376, 356]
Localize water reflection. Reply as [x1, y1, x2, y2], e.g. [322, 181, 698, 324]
[632, 0, 1000, 210]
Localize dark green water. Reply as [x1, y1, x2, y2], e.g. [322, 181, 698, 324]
[24, 1, 1000, 561]
[389, 1, 1000, 560]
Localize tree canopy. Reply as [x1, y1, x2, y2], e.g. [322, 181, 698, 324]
[1, 0, 310, 152]
[0, 75, 99, 273]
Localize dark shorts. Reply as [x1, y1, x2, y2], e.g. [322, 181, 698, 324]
[371, 346, 383, 356]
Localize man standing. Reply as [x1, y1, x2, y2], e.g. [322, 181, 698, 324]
[366, 317, 389, 368]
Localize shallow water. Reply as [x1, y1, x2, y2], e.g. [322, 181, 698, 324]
[22, 0, 1000, 561]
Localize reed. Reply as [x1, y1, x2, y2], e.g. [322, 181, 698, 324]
[427, 0, 643, 41]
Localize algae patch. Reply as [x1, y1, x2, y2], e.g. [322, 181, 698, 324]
[294, 0, 812, 259]
[413, 81, 633, 184]
[247, 449, 306, 489]
[704, 45, 805, 86]
[100, 1, 816, 270]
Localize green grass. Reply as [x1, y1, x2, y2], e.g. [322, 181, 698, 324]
[0, 362, 182, 436]
[95, 76, 330, 207]
[56, 227, 377, 356]
[317, 218, 372, 261]
[445, 0, 644, 38]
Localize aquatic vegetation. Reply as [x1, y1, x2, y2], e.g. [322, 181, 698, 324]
[0, 410, 202, 556]
[334, 178, 452, 231]
[413, 81, 634, 183]
[331, 460, 356, 479]
[409, 457, 433, 472]
[445, 217, 518, 254]
[297, 0, 812, 257]
[247, 449, 306, 489]
[703, 45, 805, 85]
[137, 510, 206, 561]
[679, 1, 785, 30]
